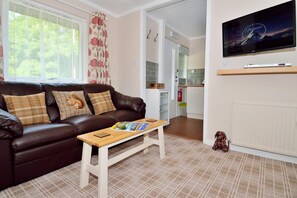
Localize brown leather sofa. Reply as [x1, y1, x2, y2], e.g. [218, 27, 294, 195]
[0, 81, 146, 190]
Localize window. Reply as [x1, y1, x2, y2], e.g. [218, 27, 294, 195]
[7, 1, 84, 82]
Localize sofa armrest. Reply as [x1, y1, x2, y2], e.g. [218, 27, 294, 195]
[0, 129, 14, 139]
[113, 91, 146, 117]
[0, 139, 14, 190]
[0, 109, 23, 138]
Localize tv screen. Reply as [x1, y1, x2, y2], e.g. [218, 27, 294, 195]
[223, 0, 296, 57]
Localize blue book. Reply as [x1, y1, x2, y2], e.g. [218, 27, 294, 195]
[139, 123, 149, 130]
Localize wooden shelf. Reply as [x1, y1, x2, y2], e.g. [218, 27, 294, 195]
[217, 66, 297, 76]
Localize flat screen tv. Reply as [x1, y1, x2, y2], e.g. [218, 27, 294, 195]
[223, 0, 296, 57]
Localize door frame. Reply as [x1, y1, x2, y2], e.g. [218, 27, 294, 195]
[140, 3, 209, 144]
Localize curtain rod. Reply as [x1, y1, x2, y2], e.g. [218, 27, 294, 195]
[53, 0, 97, 16]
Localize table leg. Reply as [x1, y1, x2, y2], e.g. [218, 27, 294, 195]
[98, 146, 108, 198]
[79, 142, 92, 188]
[158, 126, 165, 159]
[143, 133, 149, 154]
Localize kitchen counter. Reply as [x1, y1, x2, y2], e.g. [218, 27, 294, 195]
[178, 85, 204, 88]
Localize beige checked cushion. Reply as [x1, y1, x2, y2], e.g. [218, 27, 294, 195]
[88, 91, 116, 115]
[52, 91, 91, 120]
[3, 92, 50, 126]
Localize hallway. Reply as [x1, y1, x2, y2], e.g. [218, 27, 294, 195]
[164, 116, 203, 141]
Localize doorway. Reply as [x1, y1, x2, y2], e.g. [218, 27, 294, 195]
[144, 0, 206, 141]
[163, 39, 178, 119]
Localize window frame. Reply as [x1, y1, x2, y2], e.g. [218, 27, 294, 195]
[2, 0, 88, 83]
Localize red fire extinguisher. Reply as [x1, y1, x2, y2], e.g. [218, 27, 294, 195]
[178, 89, 182, 102]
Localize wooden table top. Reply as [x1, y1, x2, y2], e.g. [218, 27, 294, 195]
[77, 119, 165, 147]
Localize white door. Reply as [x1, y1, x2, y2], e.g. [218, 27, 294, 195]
[164, 39, 178, 119]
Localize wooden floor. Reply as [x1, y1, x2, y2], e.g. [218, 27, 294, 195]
[164, 116, 203, 141]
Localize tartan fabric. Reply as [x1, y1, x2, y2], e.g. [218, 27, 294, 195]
[52, 91, 91, 120]
[3, 92, 50, 125]
[88, 90, 116, 115]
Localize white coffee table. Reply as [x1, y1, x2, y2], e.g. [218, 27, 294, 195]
[77, 119, 166, 198]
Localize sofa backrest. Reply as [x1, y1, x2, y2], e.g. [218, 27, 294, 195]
[0, 81, 43, 111]
[0, 81, 116, 123]
[42, 83, 115, 122]
[82, 83, 115, 107]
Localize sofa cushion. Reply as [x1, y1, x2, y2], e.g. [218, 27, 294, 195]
[0, 81, 43, 111]
[61, 114, 117, 134]
[42, 83, 83, 106]
[102, 110, 143, 122]
[42, 83, 83, 122]
[3, 93, 50, 126]
[82, 83, 115, 114]
[52, 91, 92, 120]
[88, 91, 116, 115]
[12, 123, 76, 152]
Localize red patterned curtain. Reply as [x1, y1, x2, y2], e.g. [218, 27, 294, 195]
[0, 16, 4, 81]
[88, 12, 111, 84]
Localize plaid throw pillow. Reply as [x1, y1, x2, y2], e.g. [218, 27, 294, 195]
[52, 91, 91, 120]
[88, 91, 116, 115]
[3, 92, 50, 126]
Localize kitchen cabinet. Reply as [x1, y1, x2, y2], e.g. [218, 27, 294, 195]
[187, 87, 204, 119]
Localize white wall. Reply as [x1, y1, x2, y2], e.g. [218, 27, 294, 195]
[165, 26, 189, 48]
[107, 15, 120, 91]
[189, 37, 205, 69]
[146, 17, 159, 63]
[116, 11, 141, 97]
[205, 0, 297, 159]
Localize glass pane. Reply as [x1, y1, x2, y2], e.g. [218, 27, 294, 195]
[43, 20, 59, 79]
[8, 3, 81, 82]
[59, 27, 74, 79]
[9, 12, 41, 78]
[178, 54, 187, 79]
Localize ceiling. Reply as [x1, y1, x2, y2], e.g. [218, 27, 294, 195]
[81, 0, 155, 15]
[79, 0, 206, 38]
[148, 0, 207, 38]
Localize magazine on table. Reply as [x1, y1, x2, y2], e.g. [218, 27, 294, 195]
[111, 121, 149, 132]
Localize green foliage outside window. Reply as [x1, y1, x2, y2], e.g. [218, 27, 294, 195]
[8, 4, 81, 81]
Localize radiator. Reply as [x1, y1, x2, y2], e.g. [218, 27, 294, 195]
[232, 101, 297, 157]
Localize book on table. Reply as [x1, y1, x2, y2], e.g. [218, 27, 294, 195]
[111, 121, 149, 132]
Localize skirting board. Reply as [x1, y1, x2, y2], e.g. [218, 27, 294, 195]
[187, 113, 203, 119]
[203, 139, 297, 164]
